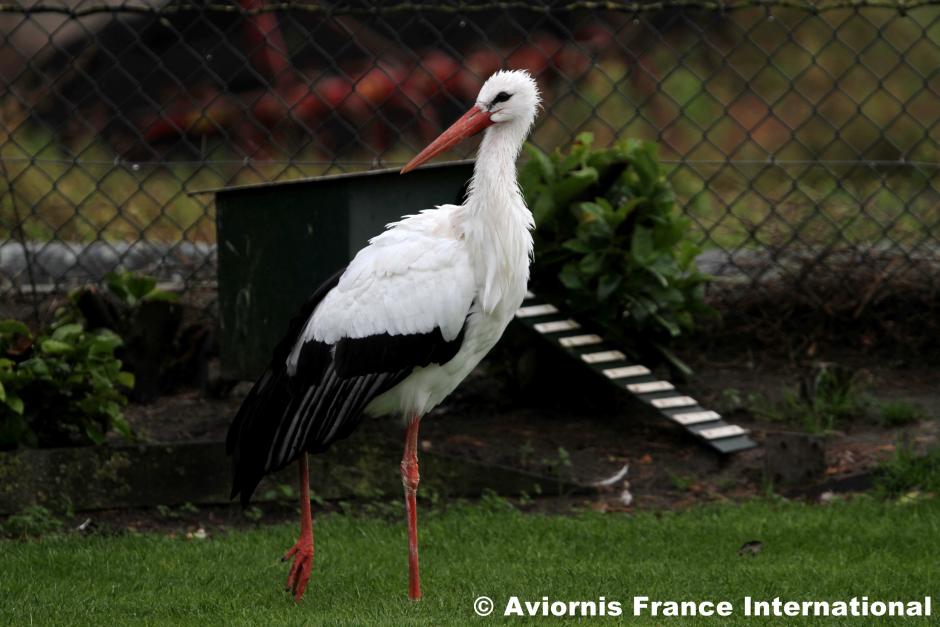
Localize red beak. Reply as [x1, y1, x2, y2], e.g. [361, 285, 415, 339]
[400, 105, 494, 174]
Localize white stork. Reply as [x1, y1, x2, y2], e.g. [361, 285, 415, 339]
[227, 69, 541, 602]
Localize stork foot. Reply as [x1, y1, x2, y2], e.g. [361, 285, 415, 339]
[283, 537, 314, 602]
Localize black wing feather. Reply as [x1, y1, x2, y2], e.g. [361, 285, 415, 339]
[334, 326, 465, 377]
[226, 267, 468, 506]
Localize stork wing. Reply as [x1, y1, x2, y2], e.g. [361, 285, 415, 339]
[227, 210, 476, 505]
[305, 209, 476, 347]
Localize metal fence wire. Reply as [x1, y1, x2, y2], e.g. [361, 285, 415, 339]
[1, 1, 938, 345]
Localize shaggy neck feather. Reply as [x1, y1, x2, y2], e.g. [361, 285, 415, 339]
[460, 120, 535, 314]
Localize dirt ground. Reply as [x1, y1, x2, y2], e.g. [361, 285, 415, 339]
[7, 281, 937, 525]
[121, 342, 940, 524]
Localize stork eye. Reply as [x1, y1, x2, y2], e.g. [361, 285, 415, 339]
[491, 91, 512, 106]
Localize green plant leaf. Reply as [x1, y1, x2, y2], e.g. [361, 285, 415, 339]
[597, 274, 622, 301]
[51, 323, 83, 341]
[630, 226, 655, 264]
[4, 393, 24, 415]
[125, 275, 157, 301]
[518, 160, 543, 203]
[631, 144, 659, 187]
[88, 331, 123, 354]
[84, 424, 105, 445]
[105, 272, 131, 303]
[576, 213, 614, 242]
[574, 131, 594, 147]
[531, 191, 556, 226]
[575, 201, 606, 222]
[645, 265, 669, 288]
[140, 289, 179, 303]
[552, 167, 598, 206]
[653, 312, 681, 337]
[613, 197, 643, 223]
[0, 320, 30, 338]
[561, 238, 592, 253]
[523, 143, 554, 181]
[110, 415, 132, 439]
[40, 339, 74, 355]
[100, 401, 123, 420]
[651, 341, 694, 378]
[578, 252, 605, 276]
[19, 358, 50, 378]
[558, 264, 584, 290]
[116, 371, 135, 389]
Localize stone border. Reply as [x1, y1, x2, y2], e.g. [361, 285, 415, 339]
[0, 438, 583, 514]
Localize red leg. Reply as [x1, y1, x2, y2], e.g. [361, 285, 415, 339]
[283, 452, 314, 602]
[401, 417, 422, 600]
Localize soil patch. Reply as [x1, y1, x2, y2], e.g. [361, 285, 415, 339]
[119, 345, 939, 521]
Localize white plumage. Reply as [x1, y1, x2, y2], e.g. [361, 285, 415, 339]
[287, 70, 539, 418]
[302, 207, 475, 345]
[228, 69, 542, 603]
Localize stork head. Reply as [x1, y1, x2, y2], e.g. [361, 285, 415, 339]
[474, 69, 541, 129]
[401, 69, 540, 174]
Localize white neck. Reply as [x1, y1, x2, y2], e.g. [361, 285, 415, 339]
[458, 121, 535, 315]
[465, 121, 529, 213]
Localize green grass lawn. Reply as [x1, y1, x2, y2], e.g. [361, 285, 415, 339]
[1, 498, 938, 626]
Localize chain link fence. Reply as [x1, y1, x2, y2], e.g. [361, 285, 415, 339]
[1, 1, 938, 349]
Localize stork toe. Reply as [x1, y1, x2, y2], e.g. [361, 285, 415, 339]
[284, 539, 314, 602]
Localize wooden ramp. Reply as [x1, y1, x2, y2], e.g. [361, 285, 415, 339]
[515, 291, 757, 455]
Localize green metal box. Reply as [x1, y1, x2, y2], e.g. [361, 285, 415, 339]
[215, 162, 474, 380]
[214, 161, 756, 455]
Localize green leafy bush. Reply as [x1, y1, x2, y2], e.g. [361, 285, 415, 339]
[0, 319, 134, 449]
[1, 505, 62, 539]
[101, 270, 179, 307]
[748, 363, 922, 434]
[520, 133, 712, 372]
[60, 271, 185, 403]
[875, 444, 940, 498]
[879, 401, 924, 427]
[741, 363, 863, 434]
